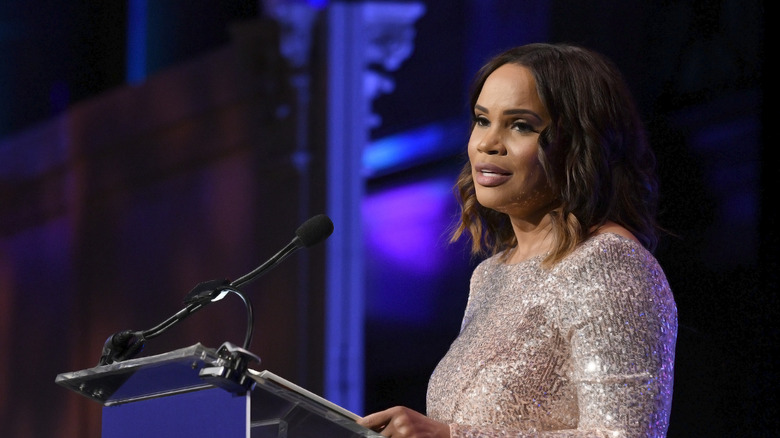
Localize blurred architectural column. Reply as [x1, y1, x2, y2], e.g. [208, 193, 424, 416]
[262, 0, 323, 388]
[261, 0, 425, 413]
[324, 0, 424, 414]
[126, 0, 148, 84]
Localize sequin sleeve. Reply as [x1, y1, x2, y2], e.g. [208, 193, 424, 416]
[426, 234, 677, 438]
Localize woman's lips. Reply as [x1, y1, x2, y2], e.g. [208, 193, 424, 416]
[473, 163, 512, 187]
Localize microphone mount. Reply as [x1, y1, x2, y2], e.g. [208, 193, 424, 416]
[96, 214, 333, 367]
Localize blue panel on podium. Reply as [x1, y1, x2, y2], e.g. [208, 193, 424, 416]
[56, 343, 381, 437]
[102, 387, 248, 438]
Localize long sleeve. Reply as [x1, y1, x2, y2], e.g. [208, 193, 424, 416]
[426, 234, 677, 438]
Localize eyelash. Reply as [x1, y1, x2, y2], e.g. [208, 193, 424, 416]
[472, 115, 538, 134]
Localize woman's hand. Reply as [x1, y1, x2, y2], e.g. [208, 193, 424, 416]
[357, 406, 450, 438]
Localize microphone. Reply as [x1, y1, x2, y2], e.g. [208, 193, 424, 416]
[225, 213, 333, 289]
[292, 213, 335, 248]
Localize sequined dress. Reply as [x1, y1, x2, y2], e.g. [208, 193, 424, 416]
[426, 233, 677, 437]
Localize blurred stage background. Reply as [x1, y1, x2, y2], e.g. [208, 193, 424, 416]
[0, 1, 772, 437]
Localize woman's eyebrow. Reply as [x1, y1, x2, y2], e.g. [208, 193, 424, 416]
[474, 104, 543, 123]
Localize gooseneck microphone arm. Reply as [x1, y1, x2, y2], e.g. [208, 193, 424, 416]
[230, 240, 298, 289]
[97, 214, 334, 366]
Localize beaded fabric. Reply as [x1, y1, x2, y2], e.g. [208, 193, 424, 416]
[427, 233, 677, 437]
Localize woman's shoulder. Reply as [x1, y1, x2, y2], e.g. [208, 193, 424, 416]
[584, 230, 645, 252]
[578, 221, 649, 257]
[552, 226, 664, 282]
[563, 231, 672, 296]
[570, 230, 677, 327]
[593, 221, 641, 243]
[575, 231, 655, 266]
[557, 231, 675, 311]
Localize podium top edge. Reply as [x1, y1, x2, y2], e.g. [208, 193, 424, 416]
[56, 343, 218, 382]
[55, 343, 221, 405]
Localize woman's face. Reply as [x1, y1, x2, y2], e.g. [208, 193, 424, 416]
[468, 63, 555, 221]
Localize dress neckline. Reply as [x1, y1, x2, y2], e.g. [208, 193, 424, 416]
[495, 233, 639, 267]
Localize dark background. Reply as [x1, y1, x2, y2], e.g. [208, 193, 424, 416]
[0, 1, 772, 437]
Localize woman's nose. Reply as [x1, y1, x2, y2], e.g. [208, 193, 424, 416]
[476, 129, 506, 155]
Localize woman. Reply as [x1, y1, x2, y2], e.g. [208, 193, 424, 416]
[358, 43, 678, 437]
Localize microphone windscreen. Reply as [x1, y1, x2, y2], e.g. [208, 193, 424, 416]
[295, 214, 334, 247]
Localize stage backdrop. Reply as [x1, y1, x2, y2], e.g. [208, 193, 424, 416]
[0, 19, 330, 438]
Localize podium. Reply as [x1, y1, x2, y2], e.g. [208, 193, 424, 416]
[55, 343, 380, 438]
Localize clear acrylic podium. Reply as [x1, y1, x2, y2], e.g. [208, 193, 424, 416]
[55, 343, 380, 438]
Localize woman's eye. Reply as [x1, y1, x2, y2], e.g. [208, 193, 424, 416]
[512, 121, 537, 133]
[473, 115, 489, 127]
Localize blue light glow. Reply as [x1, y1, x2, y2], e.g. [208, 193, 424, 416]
[363, 177, 455, 274]
[363, 119, 466, 177]
[307, 0, 329, 9]
[126, 0, 148, 84]
[362, 175, 460, 326]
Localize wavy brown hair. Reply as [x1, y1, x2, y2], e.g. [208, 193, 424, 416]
[450, 43, 660, 267]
